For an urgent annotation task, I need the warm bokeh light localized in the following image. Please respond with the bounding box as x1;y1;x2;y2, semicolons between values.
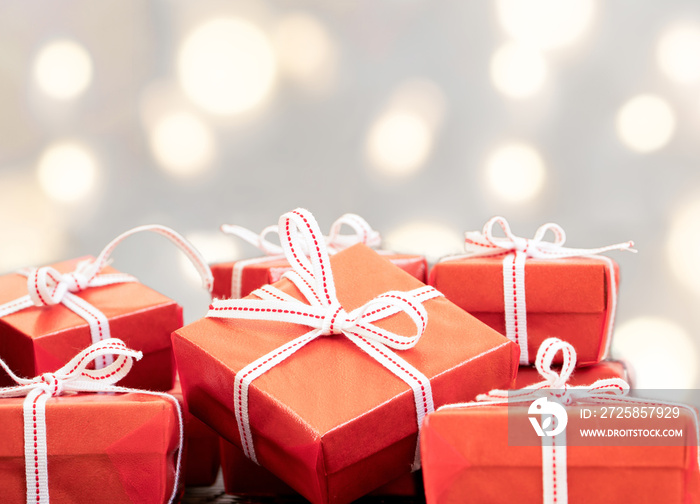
37;142;97;203
275;13;336;91
490;43;547;99
385;221;463;264
366;111;432;177
612;317;698;389
657;24;700;84
616;95;675;152
150;112;215;177
178;18;277;115
667;198;700;295
179;231;241;286
34;39;93;100
496;0;594;50
485;143;546;203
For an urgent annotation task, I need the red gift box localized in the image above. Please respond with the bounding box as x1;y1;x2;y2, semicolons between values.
421;338;700;504
429;217;633;366
219;438;422;497
173;209;518;504
421;406;700;504
0;257;182;391
212;213;427;299
0;338;183;504
515;360;631;389
169;380;220;487
0;225;212;391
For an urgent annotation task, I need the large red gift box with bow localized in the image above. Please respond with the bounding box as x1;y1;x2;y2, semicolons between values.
173;209;518;504
0;257;182;391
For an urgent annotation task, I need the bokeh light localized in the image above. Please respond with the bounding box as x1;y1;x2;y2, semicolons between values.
34;39;93;100
667;198;700;295
384;221;463;264
37;142;97;203
485;143;546;203
490;43;547;99
150;112;215;177
657;24;700;84
366;111;432;177
179;231;241;287
496;0;594;50
178;18;277;115
616;95;675;152
275;13;336;91
612;317;698;389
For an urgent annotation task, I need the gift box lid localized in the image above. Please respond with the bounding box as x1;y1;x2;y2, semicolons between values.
430;256;618;313
0;256;179;352
175;244;518;492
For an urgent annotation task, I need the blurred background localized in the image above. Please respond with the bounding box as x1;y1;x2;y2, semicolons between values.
1;0;699;391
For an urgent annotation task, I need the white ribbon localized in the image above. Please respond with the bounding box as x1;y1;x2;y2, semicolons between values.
440;337;700;504
444;216;635;364
0;338;184;504
209;208;442;470
221;213;382;298
0;225;214;369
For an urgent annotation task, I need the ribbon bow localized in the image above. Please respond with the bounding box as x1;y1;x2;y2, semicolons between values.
221;213;383;298
0;338;183;504
0;225;213;369
453;216;635;364
209;208;442;470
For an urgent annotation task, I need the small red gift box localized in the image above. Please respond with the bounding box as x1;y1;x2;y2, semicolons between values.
0;338;183;504
212;213;427;299
170;380;221;487
0;225;212;391
429;217;633;366
219;438;422;497
173;209;518;504
421;338;700;504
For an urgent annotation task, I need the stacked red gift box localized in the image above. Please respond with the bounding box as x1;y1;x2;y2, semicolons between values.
0;209;698;503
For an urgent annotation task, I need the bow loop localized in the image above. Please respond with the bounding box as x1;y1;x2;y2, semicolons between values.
535;338;576;390
326;213;382;252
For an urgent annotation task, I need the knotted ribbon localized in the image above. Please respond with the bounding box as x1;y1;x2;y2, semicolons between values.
221;213;382;298
439;338;700;504
0;338;184;504
445;217;635;364
209;208;443;470
0;225;213;369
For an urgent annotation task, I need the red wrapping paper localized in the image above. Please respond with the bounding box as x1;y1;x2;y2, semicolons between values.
173;244;518;504
429;256;620;366
0;392;181;503
515;360;630;389
421;406;700;504
211;252;427;299
219;438;422;497
0;257;182;390
169;380;220;487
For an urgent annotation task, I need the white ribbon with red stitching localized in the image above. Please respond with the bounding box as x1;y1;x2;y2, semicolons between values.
443;217;635;364
210;208;441;470
0;338;184;504
221;213;382;298
0;225;213;368
439;338;700;504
